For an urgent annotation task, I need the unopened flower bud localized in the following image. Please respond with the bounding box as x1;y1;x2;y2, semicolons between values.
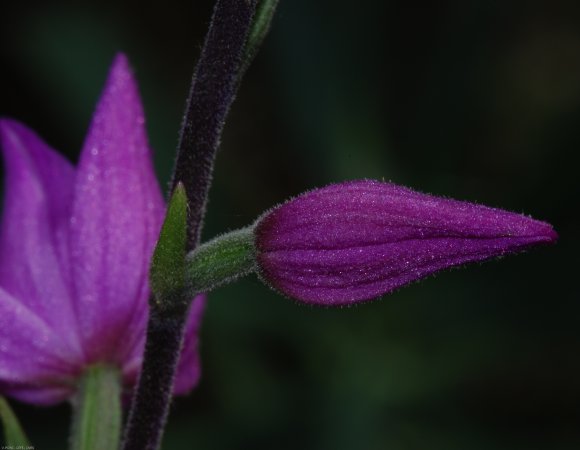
254;180;557;305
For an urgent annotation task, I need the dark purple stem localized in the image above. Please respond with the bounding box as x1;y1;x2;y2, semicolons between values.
172;0;258;250
121;305;188;450
122;1;257;449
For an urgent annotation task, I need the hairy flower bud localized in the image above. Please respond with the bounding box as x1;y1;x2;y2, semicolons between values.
254;180;557;305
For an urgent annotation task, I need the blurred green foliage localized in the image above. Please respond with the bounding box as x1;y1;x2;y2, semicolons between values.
1;0;578;449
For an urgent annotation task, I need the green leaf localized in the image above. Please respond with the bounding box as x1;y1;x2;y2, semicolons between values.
241;0;280;75
150;183;188;312
0;396;31;446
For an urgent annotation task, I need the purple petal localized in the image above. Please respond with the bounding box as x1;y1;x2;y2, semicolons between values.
0;119;82;359
173;295;206;395
255;180;557;305
0;287;77;405
68;54;165;363
0;385;73;406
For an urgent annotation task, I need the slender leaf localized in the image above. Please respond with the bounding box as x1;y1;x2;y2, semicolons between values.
0;396;30;446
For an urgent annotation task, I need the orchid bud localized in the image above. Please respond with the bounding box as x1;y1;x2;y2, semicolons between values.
254;180;557;306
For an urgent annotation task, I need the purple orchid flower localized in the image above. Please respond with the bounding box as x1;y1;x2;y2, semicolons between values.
0;54;204;406
255;180;557;305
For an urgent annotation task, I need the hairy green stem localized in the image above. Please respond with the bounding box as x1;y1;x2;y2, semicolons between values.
186;226;256;293
70;365;121;450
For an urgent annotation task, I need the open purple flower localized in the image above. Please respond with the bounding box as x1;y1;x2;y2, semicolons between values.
255;180;557;305
0;54;204;406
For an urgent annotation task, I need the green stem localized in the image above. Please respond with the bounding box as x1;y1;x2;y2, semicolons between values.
0;396;30;446
186;226;256;293
70;365;122;450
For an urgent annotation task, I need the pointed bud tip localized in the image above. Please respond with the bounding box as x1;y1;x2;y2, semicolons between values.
532;224;558;246
546;226;558;243
516;217;558;247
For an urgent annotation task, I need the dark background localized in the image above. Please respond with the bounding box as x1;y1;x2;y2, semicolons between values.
1;1;578;449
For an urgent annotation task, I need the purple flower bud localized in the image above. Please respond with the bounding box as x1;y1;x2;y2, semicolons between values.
254;180;557;306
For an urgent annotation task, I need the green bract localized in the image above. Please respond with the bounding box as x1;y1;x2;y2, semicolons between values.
150;183;189;312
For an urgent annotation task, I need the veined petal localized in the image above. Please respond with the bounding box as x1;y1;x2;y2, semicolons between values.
0;287;77;405
0;119;82;358
255;180;557;305
68;54;165;362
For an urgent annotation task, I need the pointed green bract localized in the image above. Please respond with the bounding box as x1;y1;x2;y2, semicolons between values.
241;0;279;75
150;183;189;312
0;396;30;446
